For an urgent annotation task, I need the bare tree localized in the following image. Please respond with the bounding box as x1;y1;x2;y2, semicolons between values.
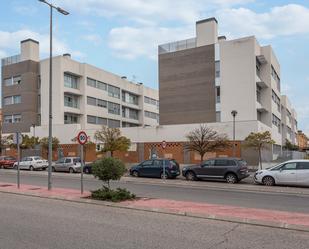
185;125;231;162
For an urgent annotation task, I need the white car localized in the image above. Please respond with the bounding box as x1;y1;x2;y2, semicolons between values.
254;160;309;187
14;156;48;171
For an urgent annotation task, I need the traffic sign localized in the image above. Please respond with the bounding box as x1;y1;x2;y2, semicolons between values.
13;132;23;145
161;140;167;149
77;131;88;145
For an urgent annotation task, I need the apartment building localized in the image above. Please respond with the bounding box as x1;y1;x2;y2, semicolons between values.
1;39;159;135
297;130;308;151
158;17;298;148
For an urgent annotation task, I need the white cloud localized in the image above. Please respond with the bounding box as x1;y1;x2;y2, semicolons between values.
108;25;194;60
56;0;254;24
82;34;102;46
217;4;309;39
0;29;83;59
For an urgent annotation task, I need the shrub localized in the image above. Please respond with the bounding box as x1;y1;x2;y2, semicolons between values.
92;157;126;190
91;187;136;202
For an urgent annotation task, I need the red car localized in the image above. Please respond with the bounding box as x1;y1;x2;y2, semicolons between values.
0;156;17;169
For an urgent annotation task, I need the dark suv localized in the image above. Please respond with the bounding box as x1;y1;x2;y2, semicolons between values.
182;158;249;184
129;159;180;179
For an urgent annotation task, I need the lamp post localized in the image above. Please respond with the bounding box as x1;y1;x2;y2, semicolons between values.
231;110;238;157
38;0;69;190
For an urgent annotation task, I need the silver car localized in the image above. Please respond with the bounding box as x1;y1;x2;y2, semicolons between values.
254;160;309;187
13;156;48;171
52;157;81;173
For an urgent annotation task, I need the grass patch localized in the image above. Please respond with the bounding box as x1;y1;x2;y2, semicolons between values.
91;187;136;202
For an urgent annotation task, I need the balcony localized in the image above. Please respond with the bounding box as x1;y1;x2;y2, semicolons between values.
1;54;21;66
159;38;196;55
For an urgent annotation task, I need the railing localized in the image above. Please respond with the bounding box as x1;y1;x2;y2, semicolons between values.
1;54;21;66
159;38;196;54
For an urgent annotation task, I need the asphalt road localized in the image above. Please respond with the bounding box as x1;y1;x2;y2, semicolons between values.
1;170;309;213
0;192;309;249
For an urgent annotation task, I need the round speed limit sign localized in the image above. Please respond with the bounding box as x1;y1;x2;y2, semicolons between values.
77;131;88;145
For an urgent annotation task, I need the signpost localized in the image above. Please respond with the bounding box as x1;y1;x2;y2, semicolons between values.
161;141;167;180
13;132;22;189
77;131;88;194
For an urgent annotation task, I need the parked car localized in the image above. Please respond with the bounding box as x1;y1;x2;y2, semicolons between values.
254;160;309;187
13;156;48;171
83;160;100;174
182;158;249;184
0;156;17;169
52;157;81;173
129;159;180;179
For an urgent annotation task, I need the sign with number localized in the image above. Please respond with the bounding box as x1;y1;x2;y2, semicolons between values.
161;140;167;149
77;131;88;145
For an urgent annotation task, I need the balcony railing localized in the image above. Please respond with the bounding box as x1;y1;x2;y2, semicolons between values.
1;54;21;66
159;38;196;54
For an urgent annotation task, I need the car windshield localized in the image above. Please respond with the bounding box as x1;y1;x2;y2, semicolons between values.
73;158;81;163
34;157;42;160
269;163;284;171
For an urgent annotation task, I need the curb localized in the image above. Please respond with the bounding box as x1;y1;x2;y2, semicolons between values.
1;189;309;233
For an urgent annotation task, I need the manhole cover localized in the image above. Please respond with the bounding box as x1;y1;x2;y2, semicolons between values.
28;188;41;190
0;184;13;187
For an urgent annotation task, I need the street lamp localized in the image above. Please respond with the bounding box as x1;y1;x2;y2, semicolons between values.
38;0;69;190
231;110;238;157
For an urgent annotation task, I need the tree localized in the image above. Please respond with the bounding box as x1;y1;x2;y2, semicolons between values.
20;135;39;149
92;157;126;190
284;139;299;151
94;126;130;157
243;131;275;170
39;137;60;151
185;125;231;163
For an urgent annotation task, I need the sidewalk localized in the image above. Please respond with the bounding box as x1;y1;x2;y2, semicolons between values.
1;181;309;232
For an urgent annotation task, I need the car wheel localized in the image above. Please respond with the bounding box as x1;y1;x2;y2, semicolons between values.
225;173;237;184
132;170;139;177
262;176;275;186
69;168;74;173
29;166;34;171
0;165;4;169
185;171;196;181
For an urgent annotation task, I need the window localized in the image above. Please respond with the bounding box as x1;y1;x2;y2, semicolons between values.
64;73;78;89
87;115;107;125
64;113;78;124
216;111;221;122
256;58;261;75
65;159;71;163
64;94;79;108
122;107;138;120
281;162;297;170
4;114;21;123
3;95;21;105
215;87;220;103
87;96;96;106
272;114;281;133
122;91;138;105
97;81;107;90
144;96;158;107
215;159;228;166
256;85;262;103
297;162;309;170
272;90;280;112
141;160;153;167
257;111;262;121
97;99;107;108
145;111;159;121
108;119;120;128
271;65;280;91
3;75;21;86
122;122;139;127
153;160;162;168
228;160;237;166
108;102;120;115
87;78;96;87
108;85;120;98
215;61;220;78
202;160;215;167
87;115;96;124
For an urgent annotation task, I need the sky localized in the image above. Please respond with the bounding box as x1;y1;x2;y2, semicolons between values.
0;0;309;133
